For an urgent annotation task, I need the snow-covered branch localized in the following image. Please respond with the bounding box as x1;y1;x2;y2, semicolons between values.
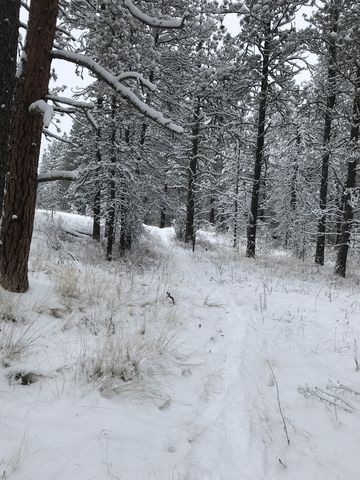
29;100;54;128
124;0;187;29
85;111;99;130
47;95;96;109
43;130;76;145
116;72;156;91
51;49;183;134
38;170;79;183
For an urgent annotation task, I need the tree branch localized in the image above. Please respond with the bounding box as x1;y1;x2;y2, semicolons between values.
51;49;183;133
38;170;79;183
123;0;187;28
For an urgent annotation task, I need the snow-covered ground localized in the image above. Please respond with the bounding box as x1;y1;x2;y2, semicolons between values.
1;210;360;480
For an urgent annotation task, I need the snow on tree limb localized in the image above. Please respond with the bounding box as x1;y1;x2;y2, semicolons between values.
47;95;96;109
85;111;98;130
38;170;79;183
123;0;187;29
29;100;54;128
43;130;76;145
51;49;183;134
116;72;156;91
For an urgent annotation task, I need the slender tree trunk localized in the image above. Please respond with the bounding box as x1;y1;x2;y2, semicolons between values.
286;127;300;246
185;103;201;244
209;197;215;225
334;183;344;247
233;158;240;249
290;128;300;212
119;193;128;257
119;128;131;257
106;97;117;261
246;23;271;257
335;65;360;277
92;123;102;242
314;8;338;265
0;0;20;218
0;0;59;292
160;183;167;228
93;189;101;241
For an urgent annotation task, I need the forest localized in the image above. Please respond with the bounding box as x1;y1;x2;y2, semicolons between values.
1;0;359;293
0;1;360;479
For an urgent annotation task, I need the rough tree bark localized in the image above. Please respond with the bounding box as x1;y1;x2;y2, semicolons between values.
246;22;271;258
0;0;20;217
0;0;59;292
334;64;360;277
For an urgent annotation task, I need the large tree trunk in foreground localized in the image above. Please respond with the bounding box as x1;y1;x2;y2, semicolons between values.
0;0;59;293
0;0;20;217
246;23;270;258
335;65;360;277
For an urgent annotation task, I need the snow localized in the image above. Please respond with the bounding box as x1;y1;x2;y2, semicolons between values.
1;211;360;479
29;100;54;128
51;49;183;134
37;170;79;183
124;0;185;28
16;51;27;78
46;95;96;109
117;71;157;91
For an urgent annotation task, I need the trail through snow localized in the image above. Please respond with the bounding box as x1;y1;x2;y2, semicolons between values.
1;217;360;480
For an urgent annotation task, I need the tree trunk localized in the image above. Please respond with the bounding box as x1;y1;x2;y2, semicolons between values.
246;23;271;258
92;124;102;242
290;128;300;212
0;0;20;218
209;197;215;225
286;126;300;246
106;97;117;261
233;156;241;249
119;128;131;257
334;65;360;277
314;7;338;265
160;183;167;228
93;189;101;242
185;103;201;244
0;0;59;292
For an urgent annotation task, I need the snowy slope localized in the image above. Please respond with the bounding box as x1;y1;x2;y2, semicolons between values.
0;211;360;479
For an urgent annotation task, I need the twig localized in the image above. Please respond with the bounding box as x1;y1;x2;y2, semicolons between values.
299;385;355;413
267;360;290;445
166;292;175;305
354;339;360;371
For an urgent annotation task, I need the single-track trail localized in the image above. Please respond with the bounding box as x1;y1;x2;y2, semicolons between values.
2;218;360;480
146;226;270;480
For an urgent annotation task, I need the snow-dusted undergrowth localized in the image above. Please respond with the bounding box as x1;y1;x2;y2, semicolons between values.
1;210;360;479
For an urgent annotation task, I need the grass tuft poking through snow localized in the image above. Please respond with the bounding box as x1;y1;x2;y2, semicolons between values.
0;321;40;365
75;314;178;399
